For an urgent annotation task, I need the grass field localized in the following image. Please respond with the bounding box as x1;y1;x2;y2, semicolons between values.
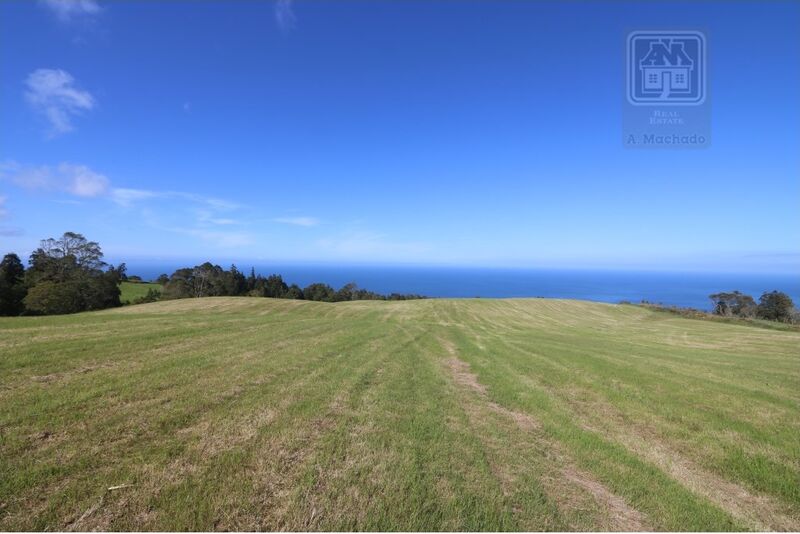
0;297;798;531
119;281;162;304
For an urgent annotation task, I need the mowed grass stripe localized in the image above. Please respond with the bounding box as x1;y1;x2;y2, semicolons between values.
439;322;742;530
1;297;798;530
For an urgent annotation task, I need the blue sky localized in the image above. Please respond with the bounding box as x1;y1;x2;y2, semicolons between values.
1;0;799;272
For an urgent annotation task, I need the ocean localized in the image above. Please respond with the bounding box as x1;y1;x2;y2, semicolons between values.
121;262;800;311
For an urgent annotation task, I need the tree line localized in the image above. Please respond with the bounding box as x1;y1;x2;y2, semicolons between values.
0;232;424;316
155;262;424;303
709;290;797;323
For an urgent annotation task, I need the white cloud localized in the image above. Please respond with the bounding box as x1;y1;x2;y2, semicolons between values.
110;188;158;207
110;188;240;212
273;216;319;227
275;0;296;32
2;159;254;249
25;69;95;136
0;161;108;197
197;210;239;226
59;163;108;196
39;0;100;21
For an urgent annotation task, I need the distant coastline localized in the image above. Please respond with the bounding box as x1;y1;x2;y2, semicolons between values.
118;263;800;311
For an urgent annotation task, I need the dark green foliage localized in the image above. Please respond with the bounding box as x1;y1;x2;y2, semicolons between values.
263;274;288;298
163;263;249;299
0;253;27;316
23;280;85;315
227;265;247;296
13;232;122;316
157;263;422;303
709;291;757;318
156;273;170;285
132;288;161;305
757;291;796;323
302;282;336;302
285;284;303;299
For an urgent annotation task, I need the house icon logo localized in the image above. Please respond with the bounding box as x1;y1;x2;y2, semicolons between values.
628;31;705;105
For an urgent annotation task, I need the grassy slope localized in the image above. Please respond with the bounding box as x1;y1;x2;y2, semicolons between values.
119;281;161;304
0;298;798;531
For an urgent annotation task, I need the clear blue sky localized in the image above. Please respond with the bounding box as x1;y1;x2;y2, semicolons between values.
1;1;799;273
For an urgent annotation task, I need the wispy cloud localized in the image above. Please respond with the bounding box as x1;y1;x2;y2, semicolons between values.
63;163;108;196
273;216;319;227
39;0;100;22
197;210;239;226
275;0;296;32
25;69;95;136
110;188;158;207
2;159;254;249
110;188;240;211
0;161;108;197
0;196;24;237
110;187;253;247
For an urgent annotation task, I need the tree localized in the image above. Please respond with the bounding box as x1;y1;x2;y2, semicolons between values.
192;264;213;298
757;291;795;323
37;231;105;273
24;280;84;315
264;274;288;298
0;253;27;316
163;263;229;298
24;232;121;314
156;273;170;285
709;291;757;318
223;265;247;296
83;264;123;310
334;282;358;302
247;267;257;292
284;284;303;299
162;268;194;299
303;283;335;302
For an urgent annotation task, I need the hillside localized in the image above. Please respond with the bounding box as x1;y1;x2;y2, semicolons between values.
1;297;798;531
119;281;162;304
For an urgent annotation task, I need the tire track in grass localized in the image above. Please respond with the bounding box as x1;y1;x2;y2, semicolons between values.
565;388;800;531
468;314;800;510
439;336;650;531
435;315;742;531
483;330;800;529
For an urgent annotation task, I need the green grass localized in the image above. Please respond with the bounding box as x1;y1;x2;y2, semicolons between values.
1;297;798;530
119;281;161;304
